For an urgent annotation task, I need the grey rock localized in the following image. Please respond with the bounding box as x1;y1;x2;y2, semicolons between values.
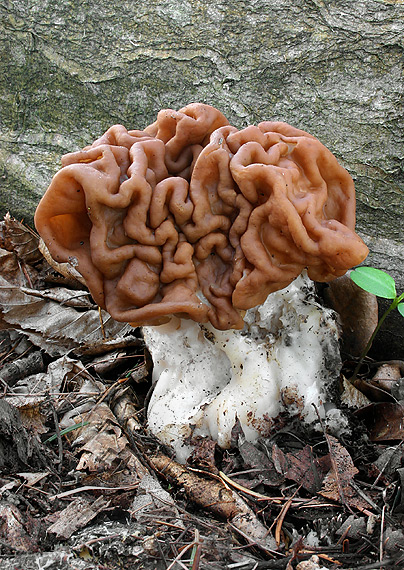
1;0;403;355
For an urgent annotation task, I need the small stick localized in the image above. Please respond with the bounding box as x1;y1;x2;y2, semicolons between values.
165;539;198;570
98;306;106;340
190;529;202;570
379;504;386;564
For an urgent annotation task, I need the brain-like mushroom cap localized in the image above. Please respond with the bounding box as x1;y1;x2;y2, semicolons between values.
35;103;368;330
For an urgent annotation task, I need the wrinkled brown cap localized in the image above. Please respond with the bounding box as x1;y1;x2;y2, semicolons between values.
35;103;368;329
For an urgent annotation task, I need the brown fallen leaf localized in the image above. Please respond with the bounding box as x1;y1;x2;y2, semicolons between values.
21;285;95;309
0;501;39;552
356;402;404;441
269;443;330;493
284;446;330;494
237;439;284;487
47;496;110;540
38;237;87;287
323;274;378;357
340;375;372;409
352;363;403;402
0;400;48;471
188;437;219;474
6;355;93;410
0;275;130;356
319;436;370;512
372;362;403;385
67;402;138;473
0;214;42;265
0;248;37;287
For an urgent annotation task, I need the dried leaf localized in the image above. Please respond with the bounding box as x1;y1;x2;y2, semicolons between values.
111;389;144;437
0;400;49;473
0;275;130;356
373;445;403;481
16;403;48;436
0;214;42;265
238;440;284;486
357;402;404;441
285;446;330;493
188;437;219;474
75;334;143;357
0;249;22;285
341;376;372;409
336;514;367;540
132;473;183;527
324;274;378;357
319;436;369;511
269;443;329;493
0;247;39;289
59;375;104;431
351;363;403;403
6;356;93;409
68;403;137;473
0;501;39;552
47;496;110;540
271;443;289;475
20;286;95;309
39;238;86;286
17;472;50;487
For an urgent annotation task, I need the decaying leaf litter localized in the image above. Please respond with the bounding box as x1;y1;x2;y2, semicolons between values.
0;214;403;570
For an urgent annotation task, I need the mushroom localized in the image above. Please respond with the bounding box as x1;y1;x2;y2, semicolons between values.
35;103;368;331
35;104;368;460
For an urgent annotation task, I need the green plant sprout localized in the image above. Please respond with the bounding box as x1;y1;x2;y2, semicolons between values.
349;266;404;380
44;421;90;443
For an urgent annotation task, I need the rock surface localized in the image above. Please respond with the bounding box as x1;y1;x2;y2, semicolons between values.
1;0;403;355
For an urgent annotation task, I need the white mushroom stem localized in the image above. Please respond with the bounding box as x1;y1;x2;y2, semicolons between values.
144;273;343;462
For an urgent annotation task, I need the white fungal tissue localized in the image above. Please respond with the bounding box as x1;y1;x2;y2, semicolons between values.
144;273;342;462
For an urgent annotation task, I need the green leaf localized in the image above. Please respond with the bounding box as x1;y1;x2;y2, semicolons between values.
350;267;397;299
398;303;404;318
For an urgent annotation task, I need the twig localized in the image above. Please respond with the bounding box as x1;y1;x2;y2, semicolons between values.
96;375;131;407
274;488;300;547
165;538;198;570
51;483;139;500
352;560;399;570
227;523;284;557
98;306;106;340
73;532;135;552
190;529;202;570
380;505;386;564
219;471;282;504
49;400;63;471
349;480;395;526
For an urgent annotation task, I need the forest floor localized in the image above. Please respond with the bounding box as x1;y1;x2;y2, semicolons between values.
0;215;403;570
